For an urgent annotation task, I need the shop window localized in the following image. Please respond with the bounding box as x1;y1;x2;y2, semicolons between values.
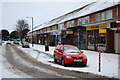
66;20;74;28
58;23;64;30
37;31;39;34
98;34;106;47
82;18;85;25
43;28;47;32
71;20;74;27
40;30;42;33
88;30;106;47
106;10;112;19
78;18;82;25
84;16;90;24
47;27;50;31
96;13;102;22
101;12;106;20
67;22;71;28
52;26;57;30
88;30;94;46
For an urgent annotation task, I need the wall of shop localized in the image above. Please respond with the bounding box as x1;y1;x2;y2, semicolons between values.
112;6;118;18
114;33;120;53
27;4;120;53
89;13;96;23
118;5;120;17
86;24;108;51
106;30;115;52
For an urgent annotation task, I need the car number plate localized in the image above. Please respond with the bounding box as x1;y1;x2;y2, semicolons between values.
74;60;82;62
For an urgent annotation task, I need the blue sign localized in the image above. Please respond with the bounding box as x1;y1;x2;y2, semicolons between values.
51;32;60;35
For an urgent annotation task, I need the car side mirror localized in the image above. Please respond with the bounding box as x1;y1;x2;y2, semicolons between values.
58;49;62;53
81;51;84;53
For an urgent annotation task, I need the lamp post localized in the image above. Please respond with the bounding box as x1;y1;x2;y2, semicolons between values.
26;17;34;47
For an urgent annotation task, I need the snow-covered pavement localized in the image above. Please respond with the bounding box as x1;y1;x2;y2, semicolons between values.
17;44;120;79
0;46;2;80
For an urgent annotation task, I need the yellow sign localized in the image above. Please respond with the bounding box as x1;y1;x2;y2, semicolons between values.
86;24;107;30
116;21;120;23
66;31;73;34
99;29;107;33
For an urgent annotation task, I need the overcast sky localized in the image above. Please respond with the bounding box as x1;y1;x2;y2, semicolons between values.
0;0;99;33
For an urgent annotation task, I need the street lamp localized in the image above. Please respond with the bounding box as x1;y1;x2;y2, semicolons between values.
26;17;34;47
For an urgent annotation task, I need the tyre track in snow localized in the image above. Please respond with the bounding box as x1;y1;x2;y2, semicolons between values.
5;44;119;79
6;44;73;78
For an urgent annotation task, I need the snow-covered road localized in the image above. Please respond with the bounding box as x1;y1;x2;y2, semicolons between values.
1;42;120;79
1;43;33;78
3;43;107;78
17;44;120;79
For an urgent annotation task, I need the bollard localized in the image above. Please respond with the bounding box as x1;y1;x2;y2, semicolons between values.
45;40;49;51
45;44;49;51
98;52;101;72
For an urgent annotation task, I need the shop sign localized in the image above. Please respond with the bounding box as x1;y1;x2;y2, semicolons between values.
51;32;60;35
117;24;120;33
116;21;120;23
86;24;107;30
99;29;107;33
66;31;73;34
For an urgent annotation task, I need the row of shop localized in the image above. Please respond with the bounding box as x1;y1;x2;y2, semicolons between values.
27;21;120;53
27;1;120;53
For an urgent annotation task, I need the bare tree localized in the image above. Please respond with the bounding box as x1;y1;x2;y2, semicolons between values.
16;19;29;43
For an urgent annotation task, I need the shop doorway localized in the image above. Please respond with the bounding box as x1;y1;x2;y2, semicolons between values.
87;29;106;51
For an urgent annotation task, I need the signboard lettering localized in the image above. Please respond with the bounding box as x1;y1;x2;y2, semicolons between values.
86;24;107;30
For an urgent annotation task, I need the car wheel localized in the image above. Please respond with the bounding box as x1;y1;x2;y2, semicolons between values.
54;55;57;63
82;64;86;67
61;58;66;66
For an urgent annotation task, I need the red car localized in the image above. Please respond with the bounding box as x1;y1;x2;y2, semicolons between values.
54;45;87;66
22;42;30;48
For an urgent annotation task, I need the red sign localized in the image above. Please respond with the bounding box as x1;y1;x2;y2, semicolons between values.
117;24;120;33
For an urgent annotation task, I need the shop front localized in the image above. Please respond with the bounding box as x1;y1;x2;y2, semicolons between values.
86;24;115;52
39;31;60;46
110;21;120;53
50;31;61;46
61;26;86;49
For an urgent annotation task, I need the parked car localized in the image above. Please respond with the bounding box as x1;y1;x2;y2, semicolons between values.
7;40;11;44
0;40;4;45
22;42;30;48
54;45;87;66
13;40;19;45
0;41;2;45
1;40;4;43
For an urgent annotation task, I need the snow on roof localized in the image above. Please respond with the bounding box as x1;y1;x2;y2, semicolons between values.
28;22;49;33
75;0;120;18
58;0;120;23
34;22;49;31
33;0;120;31
44;16;65;27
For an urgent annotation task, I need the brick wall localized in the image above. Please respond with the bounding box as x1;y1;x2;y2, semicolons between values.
112;7;117;18
74;19;78;26
89;14;96;23
118;5;120;17
64;22;67;29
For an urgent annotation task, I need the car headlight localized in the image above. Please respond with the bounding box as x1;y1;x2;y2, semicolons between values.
83;56;87;59
66;56;72;58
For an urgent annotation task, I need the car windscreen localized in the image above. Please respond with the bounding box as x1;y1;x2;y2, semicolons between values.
64;46;80;53
23;42;28;44
14;40;19;42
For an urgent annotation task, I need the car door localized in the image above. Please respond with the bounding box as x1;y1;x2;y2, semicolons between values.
54;45;60;60
55;46;63;61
